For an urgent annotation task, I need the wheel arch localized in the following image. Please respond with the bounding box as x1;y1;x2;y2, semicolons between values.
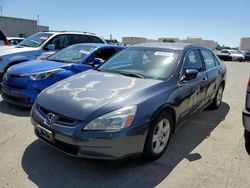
150;104;177;134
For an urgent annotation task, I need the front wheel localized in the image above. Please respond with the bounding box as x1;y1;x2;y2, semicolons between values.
143;112;172;161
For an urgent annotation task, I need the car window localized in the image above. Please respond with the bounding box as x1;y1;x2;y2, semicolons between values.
19;32;52;48
46;35;69;50
200;49;216;70
47;44;95;63
98;47;181;80
183;50;203;72
88;36;104;43
68;34;89;44
90;48;118;61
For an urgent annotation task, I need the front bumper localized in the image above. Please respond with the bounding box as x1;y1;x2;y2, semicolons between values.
31;104;149;160
1;82;36;108
243;108;250;132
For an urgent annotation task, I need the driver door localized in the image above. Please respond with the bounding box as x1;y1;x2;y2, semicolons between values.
178;49;208;120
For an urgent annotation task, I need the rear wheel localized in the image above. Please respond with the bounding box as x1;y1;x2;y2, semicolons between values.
143;112;172;161
208;84;224;110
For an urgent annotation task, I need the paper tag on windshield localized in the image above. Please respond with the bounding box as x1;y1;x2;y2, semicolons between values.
80;50;90;54
154;51;174;57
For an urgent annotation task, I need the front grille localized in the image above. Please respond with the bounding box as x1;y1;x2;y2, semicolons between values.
3;73;26;89
38;105;79;126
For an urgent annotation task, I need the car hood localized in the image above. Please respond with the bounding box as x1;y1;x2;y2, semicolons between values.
8;59;69;75
37;70;162;121
0;45;37;56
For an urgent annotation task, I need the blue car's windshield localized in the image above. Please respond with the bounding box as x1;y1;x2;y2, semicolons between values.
47;45;96;63
18;33;53;48
98;47;181;80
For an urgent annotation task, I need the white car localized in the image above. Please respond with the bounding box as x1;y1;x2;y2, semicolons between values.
221;49;245;61
7;37;25;46
0;31;106;80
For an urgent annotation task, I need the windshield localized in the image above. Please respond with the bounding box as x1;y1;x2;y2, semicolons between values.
47;45;96;63
18;33;53;48
98;47;181;80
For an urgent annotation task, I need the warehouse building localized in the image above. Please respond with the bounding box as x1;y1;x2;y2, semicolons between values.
122;36;218;49
240;37;250;51
0;16;49;38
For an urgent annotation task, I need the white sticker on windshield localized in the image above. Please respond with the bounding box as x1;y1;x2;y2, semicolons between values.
80;50;90;54
154;51;174;57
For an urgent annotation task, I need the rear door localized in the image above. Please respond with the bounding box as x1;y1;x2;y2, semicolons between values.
200;49;223;104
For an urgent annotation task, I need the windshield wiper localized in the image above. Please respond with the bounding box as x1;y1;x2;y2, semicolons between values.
118;72;145;78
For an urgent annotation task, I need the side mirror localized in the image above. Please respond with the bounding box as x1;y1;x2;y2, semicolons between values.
45;44;55;51
92;58;105;65
180;69;198;82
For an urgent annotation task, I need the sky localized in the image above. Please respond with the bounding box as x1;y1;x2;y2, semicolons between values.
0;0;249;47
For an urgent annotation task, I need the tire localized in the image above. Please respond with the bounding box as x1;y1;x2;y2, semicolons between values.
143;111;173;161
244;130;250;155
208;84;224;110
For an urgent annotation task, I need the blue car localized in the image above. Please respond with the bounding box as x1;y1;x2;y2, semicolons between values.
1;43;124;107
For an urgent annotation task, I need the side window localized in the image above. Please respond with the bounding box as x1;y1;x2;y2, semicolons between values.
46;35;69;50
88;36;103;43
183;50;203;72
90;48;117;62
68;35;89;45
200;49;216;70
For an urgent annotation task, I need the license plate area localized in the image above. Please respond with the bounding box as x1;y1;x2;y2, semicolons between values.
36;124;55;143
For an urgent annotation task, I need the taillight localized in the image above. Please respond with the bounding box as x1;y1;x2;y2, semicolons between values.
248;78;250;87
4;40;9;46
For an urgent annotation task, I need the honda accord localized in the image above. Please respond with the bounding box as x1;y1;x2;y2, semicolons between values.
31;43;227;160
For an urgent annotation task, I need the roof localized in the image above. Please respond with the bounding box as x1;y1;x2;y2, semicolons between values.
44;31;97;36
72;43;124;49
133;42;207;50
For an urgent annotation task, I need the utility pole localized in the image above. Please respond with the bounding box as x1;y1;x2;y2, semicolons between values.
0;6;3;16
37;14;39;25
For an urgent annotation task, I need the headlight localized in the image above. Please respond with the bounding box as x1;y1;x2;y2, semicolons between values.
83;105;137;131
20;68;63;80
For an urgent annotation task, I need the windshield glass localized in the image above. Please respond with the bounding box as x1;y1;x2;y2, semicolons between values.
98;47;181;80
18;33;53;48
47;45;96;63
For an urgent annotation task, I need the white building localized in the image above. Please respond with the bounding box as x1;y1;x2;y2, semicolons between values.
0;16;49;38
240;37;250;51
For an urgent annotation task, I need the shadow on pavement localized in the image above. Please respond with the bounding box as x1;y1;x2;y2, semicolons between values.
0;100;30;117
21;102;230;188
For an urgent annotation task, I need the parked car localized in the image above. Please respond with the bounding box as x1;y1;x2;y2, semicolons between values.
241;51;250;61
0;30;9;46
31;43;227;161
243;78;250;152
7;37;25;46
0;31;106;80
1;43;124;107
220;49;245;61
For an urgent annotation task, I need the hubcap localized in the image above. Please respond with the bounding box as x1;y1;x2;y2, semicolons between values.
216;86;223;107
152;119;170;154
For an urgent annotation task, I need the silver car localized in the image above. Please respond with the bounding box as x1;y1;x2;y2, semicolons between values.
0;31;106;80
243;78;250;152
